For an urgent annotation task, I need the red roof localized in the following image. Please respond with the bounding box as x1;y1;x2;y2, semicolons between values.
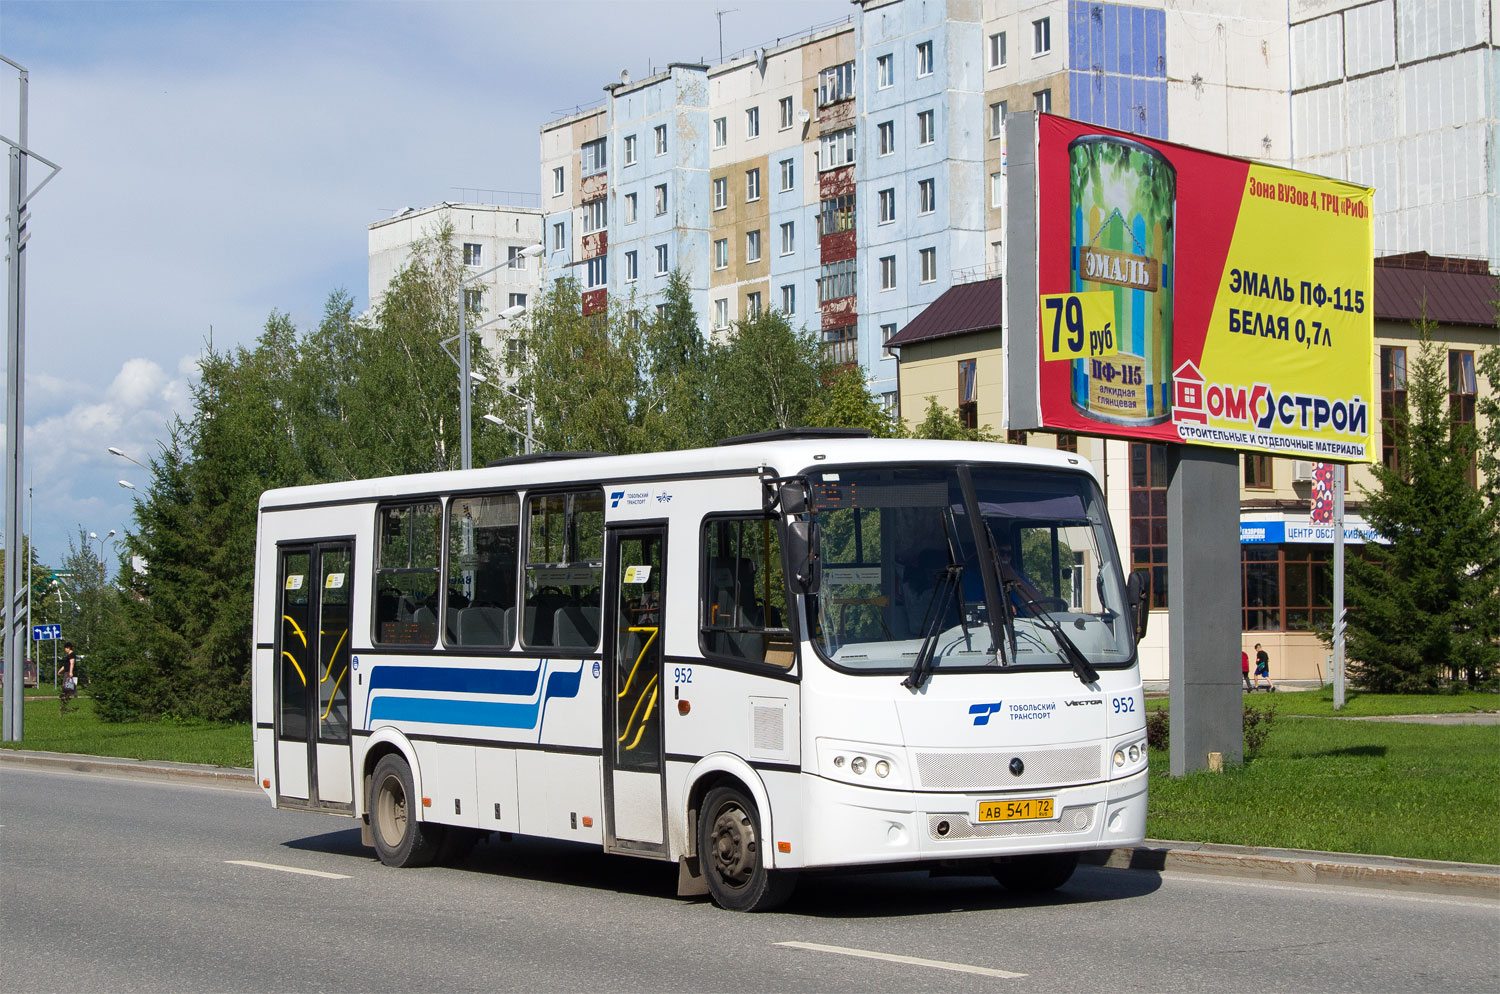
1373;254;1498;328
884;277;1003;348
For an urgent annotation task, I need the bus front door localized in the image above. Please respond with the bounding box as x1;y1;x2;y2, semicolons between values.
274;542;355;812
602;526;667;856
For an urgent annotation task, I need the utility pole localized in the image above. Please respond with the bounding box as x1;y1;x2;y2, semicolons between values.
3;55;60;742
716;8;738;64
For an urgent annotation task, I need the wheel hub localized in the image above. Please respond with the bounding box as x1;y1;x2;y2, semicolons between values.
709;806;755;885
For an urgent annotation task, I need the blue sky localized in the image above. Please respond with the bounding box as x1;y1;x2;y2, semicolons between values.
1;0;851;568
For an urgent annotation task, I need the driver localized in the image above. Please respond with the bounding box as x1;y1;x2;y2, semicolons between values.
992;532;1047;614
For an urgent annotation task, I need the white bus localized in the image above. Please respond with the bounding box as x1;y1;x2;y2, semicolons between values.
252;431;1150;911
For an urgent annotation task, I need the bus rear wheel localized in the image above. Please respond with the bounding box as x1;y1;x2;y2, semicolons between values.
698;786;797;912
992;851;1079;893
369;754;441;868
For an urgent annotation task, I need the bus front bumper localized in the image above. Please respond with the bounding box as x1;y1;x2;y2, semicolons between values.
787;768;1146;870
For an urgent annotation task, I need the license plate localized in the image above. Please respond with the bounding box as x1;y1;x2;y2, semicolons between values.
977;797;1055;823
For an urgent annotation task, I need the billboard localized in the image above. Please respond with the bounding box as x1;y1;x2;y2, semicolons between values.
1030;114;1375;462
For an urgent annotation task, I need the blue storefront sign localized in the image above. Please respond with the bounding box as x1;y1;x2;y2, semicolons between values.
1240;519;1385;544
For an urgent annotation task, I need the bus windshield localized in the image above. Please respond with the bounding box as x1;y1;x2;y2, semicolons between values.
805;464;1133;674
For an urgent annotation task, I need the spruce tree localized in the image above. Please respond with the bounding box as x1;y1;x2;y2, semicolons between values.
1343;325;1499;691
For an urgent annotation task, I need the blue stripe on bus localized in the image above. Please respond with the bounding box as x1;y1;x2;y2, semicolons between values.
367;664;541;697
369;697;545;729
364;659;587;733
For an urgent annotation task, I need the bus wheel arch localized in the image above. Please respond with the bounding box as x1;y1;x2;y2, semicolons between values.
683;757;796;912
368;752;442;867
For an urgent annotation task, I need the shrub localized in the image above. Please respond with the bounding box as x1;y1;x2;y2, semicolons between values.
1143;702;1277;756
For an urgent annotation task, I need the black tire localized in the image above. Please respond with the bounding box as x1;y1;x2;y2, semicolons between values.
698;785;797;912
992;851;1079;893
368;754;441;868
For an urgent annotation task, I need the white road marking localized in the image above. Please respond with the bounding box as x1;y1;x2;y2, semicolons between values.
225;859;350;879
776;941;1027;978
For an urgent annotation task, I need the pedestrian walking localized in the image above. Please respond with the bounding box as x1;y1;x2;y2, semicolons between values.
1253;642;1275;692
1242;649;1253;691
59;641;78;713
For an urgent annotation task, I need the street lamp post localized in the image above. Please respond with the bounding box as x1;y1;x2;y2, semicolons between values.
107;446;150;471
473;374;538;455
451;244;542;470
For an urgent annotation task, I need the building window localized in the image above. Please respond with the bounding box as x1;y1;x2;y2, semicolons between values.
989;31;1007;68
919;178;935;214
779;96;794;130
624;251;638;282
919;246;937;283
822;324;857;364
654;183;667;215
746;168;761;201
551;222;565;251
1242;546;1281;631
746;106;760;138
623;134;637;165
746;229;762;263
508;293;527;310
713;177;727;210
713;238;728;270
1450;349;1478;487
1032;17;1051;55
780;284;796;315
878;188;895;224
654;124;667;155
1056;434;1078;453
780;221;795;255
585;255;607;289
818;61;856;106
819;128;855;171
1244;454;1273;489
878;120;894;156
958;358;977;429
654;243;668;275
917;109;935;145
780;157;794;191
877;53;893;88
507;338;526;364
463;288;483;312
552;166;564;196
1129;442;1169;610
1034;88;1052;113
1380;345;1407;471
881;391;899;416
989;100;1007;139
990;172;1005;209
881;322;897;358
818;193;856;235
508;246;524;269
624;192;638;224
582;199;608;233
916;40;933;77
746;291;762;317
879;255;896;290
714;297;728;329
713;117;727;148
581;137;607;176
818;258;856;302
463;242;482;266
1007;430;1029;446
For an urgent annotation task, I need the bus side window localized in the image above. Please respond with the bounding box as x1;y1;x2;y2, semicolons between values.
446;493;520;648
523;489;604;650
701;517;792;668
373;502;440;646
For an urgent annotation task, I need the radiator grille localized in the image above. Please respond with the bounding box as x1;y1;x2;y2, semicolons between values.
927;804;1095;841
752;706;784;752
913;745;1101;791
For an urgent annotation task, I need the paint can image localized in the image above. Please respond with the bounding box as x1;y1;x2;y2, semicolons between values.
1068;135;1176;425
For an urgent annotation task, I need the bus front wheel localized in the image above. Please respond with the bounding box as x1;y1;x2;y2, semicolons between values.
992;851;1079;893
698;786;797;912
369;754;441;868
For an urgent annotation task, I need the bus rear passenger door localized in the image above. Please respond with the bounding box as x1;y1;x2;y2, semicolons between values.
274;541;355;812
602;527;667;856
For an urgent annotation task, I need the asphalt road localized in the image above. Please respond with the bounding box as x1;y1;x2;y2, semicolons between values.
2;765;1496;993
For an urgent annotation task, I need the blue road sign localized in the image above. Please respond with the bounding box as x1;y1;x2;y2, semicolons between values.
32;624;62;641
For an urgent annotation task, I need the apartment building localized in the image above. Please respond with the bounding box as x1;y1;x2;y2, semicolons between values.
367;201;543;361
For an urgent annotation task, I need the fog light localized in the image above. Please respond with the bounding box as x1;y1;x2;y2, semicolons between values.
874;760;890;778
833;755;845;768
1113;749;1126;767
1128;745;1140;762
850;757;867;775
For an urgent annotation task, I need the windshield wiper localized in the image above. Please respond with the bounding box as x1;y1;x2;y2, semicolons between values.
996;560;1100;685
902;564;960;691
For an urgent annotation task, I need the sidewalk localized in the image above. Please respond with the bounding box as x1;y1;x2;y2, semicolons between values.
4;747;1495;900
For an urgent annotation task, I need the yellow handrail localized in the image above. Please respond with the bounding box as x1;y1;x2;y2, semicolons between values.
281;651;306;686
618;674;659;749
616;626;659;699
282;615;308;648
320;665;347;721
320;628;348;682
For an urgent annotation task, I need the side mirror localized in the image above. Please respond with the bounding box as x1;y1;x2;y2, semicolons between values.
786;519;820;593
778;481;808;515
1126;570;1150;642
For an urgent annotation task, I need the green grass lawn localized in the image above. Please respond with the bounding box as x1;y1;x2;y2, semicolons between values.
1147;714;1500;864
1148;687;1500;716
0;696;252;768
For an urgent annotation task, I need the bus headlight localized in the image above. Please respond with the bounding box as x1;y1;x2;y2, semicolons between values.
816;739;906;788
874;760;890;778
1113;748;1126;767
850;756;867;775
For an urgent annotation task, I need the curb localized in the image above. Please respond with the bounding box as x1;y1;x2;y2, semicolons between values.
1082;840;1500;900
4;750;1495;899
